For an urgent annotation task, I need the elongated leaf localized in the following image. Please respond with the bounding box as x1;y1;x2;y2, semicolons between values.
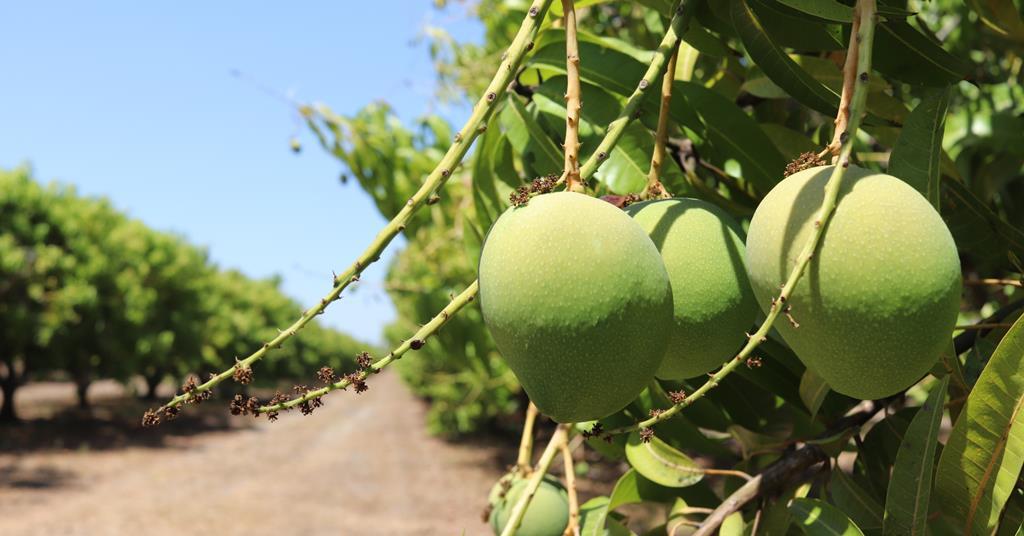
528;38;642;97
942;175;1024;270
889;88;952;210
595;123;670;194
830;471;884;531
790;498;866;535
935;314;1024;533
883;376;949;535
874;21;969;87
747;0;844;50
670;81;788;194
968;0;1024;42
800;368;830;418
625;431;703;488
499;95;563;176
731;0;840;116
776;0;853;22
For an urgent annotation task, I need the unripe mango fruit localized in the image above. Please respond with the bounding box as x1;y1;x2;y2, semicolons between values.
745;165;961;399
479;192;673;422
626;198;758;379
488;475;569;536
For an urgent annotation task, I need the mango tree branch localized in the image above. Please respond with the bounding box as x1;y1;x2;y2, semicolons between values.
643;43;680;200
255;281;479;414
500;424;571;536
822;0;868;159
145;0;554;421
607;0;877;436
576;0;695;181
561;0;584;192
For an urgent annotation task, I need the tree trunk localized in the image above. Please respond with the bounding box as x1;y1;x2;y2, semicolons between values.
0;378;17;423
143;373;162;400
75;379;90;409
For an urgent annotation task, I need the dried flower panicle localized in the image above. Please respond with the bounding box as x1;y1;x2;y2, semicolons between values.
785;151;827;177
667;389;687;405
639;427;655;443
509;174;560;206
232;363;254;385
317;366;337;384
344;372;369;394
355;351;372;370
142;409;161;427
266;391;289;422
582;422;604;439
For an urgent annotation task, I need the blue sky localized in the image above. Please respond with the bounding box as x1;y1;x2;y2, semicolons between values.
0;2;482;346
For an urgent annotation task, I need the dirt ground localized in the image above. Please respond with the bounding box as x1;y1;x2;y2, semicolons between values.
0;372;523;535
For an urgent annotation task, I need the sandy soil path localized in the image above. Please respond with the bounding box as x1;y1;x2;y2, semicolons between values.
0;372;509;535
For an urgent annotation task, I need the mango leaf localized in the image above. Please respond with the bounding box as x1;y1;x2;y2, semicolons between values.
731;0;840;117
873;21;970;87
579;497;633;536
968;0;1024;42
498;95;563;176
830;470;884;531
760;124;820;162
775;0;853;22
721;511;746;535
625;431;704;488
800;368;830;418
790;498;866;535
747;0;844;50
859;408;914;498
889;88;952;210
528;38;642;97
671;81;788;194
594;123;670;195
883;376;949;535
941;175;1024;270
934;314;1024;534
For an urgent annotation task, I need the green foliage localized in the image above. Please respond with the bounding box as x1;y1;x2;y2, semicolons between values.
0;166;364;419
302;0;1024;531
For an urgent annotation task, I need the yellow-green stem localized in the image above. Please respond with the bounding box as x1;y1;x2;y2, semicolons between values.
500;424;571;536
643;43;680;199
577;0;695;181
561;0;583;192
517;403;540;472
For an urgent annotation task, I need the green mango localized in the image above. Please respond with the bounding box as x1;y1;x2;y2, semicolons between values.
488;475;569;536
479;192;673;422
626;198;758;379
745;165;961;399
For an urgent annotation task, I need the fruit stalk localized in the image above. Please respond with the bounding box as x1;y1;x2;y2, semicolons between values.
499;424;571;536
147;0;554;418
561;0;583;193
560;438;580;536
516;402;540;473
576;0;695;181
608;0;877;435
643;43;680;199
256;281;479;414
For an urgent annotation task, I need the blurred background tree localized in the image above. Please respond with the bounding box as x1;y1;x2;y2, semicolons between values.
0;166;368;421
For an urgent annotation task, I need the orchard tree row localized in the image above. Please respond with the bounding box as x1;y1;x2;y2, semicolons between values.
0;166;364;422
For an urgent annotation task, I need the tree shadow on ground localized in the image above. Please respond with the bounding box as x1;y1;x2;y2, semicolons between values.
0;393;254;455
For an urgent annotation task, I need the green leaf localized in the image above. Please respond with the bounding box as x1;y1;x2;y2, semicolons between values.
760;124;820;162
528;37;643;97
830;470;884;531
625;431;704;488
889;88;952;210
873;21;970;87
671;81;788;194
747;0;844;51
789;498;866;535
968;0;1024;42
883;376;949;535
934;314;1024;533
721;511;746;535
800;368;830;418
941;175;1024;270
594;123;658;195
498;95;563;176
731;0;840;117
775;0;853;22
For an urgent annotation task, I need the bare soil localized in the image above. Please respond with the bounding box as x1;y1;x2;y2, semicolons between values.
0;372;519;535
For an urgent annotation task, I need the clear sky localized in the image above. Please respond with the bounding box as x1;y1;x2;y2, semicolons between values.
0;2;482;346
